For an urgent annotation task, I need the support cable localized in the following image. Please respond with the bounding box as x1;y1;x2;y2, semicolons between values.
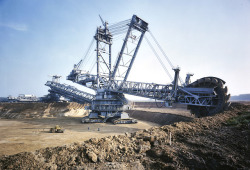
110;26;128;31
111;29;128;35
109;21;129;29
148;30;174;69
109;23;129;30
90;62;96;73
110;26;129;35
81;38;95;69
109;19;130;24
109;19;130;28
145;36;173;81
86;52;96;71
112;30;128;36
113;33;126;41
148;30;184;85
82;50;95;72
109;21;130;28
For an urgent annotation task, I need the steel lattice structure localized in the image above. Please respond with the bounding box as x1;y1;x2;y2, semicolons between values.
46;15;230;123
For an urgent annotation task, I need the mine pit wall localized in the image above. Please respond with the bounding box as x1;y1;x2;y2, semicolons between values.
0;102;89;119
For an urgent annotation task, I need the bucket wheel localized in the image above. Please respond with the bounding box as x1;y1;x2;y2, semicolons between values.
187;77;230;117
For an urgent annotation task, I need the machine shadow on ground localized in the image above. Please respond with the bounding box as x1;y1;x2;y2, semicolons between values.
128;109;193;126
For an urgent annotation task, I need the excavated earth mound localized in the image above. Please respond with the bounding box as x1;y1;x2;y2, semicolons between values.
0;102;88;119
0;103;249;169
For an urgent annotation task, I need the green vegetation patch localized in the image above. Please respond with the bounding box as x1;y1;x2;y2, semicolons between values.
225;111;250;128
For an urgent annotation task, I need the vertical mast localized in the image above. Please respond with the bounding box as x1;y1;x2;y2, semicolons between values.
94;20;112;88
96;28;100;88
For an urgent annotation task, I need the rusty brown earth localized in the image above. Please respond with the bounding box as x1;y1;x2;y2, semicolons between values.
0;102;249;169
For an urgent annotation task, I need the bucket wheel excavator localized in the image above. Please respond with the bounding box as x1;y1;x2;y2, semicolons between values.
46;15;230;124
186;77;230;117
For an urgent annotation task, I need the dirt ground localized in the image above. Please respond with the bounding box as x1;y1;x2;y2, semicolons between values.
0;117;158;156
0;102;191;156
1;102;249;169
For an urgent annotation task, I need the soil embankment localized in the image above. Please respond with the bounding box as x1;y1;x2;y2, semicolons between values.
0;103;249;169
0;102;88;119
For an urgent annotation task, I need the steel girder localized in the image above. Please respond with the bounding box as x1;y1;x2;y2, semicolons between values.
45;81;95;103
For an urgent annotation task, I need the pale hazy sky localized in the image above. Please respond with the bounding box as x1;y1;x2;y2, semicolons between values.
0;0;249;98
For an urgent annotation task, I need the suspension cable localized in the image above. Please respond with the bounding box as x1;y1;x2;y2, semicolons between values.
110;26;129;35
111;29;128;36
109;19;130;28
80;38;95;69
85;50;96;70
82;48;95;70
148;30;174;69
110;25;128;31
145;36;173;81
113;33;126;41
89;60;96;74
148;30;184;85
109;23;129;31
110;25;129;31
